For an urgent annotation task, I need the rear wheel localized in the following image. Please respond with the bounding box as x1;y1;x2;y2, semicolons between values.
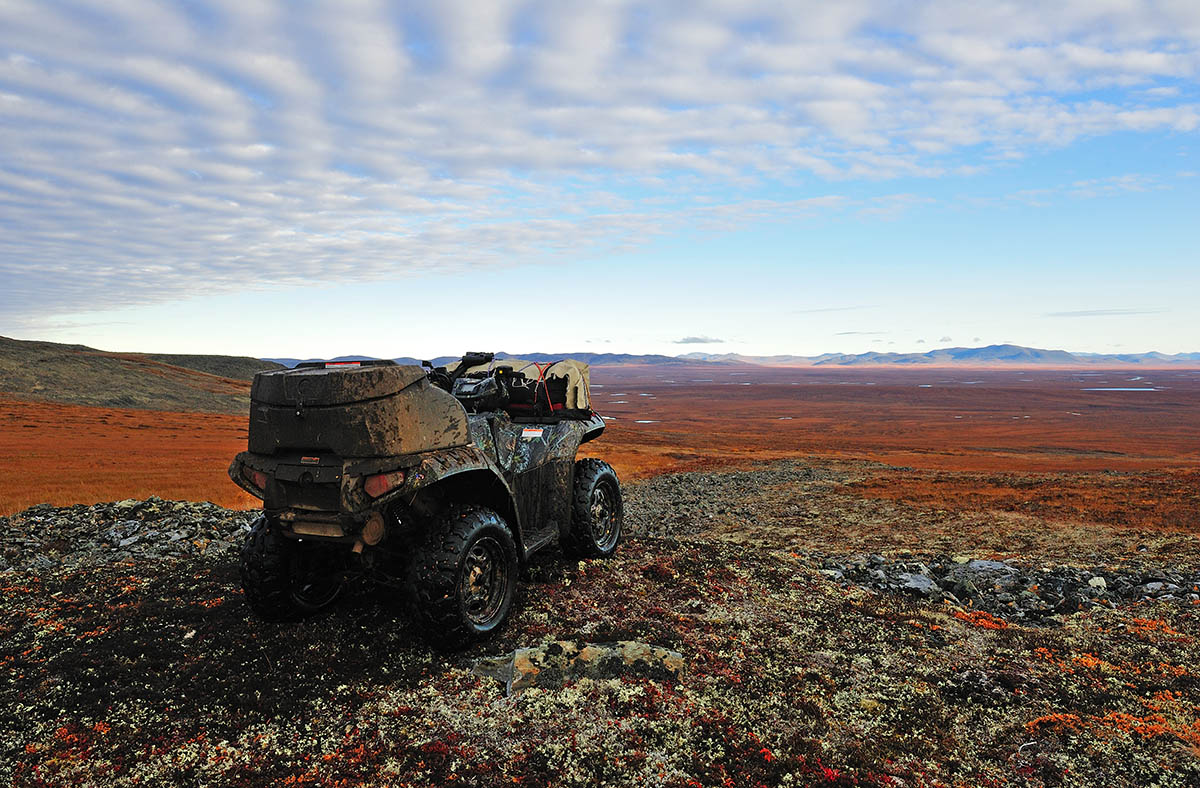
240;516;345;621
408;505;518;648
563;459;623;559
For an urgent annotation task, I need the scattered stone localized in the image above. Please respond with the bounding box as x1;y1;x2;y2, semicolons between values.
1142;582;1182;597
858;697;883;713
966;559;1016;574
810;552;1200;623
898;573;939;598
0;499;258;570
473;641;686;695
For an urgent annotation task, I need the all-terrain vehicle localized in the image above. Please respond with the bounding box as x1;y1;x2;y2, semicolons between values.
228;352;622;647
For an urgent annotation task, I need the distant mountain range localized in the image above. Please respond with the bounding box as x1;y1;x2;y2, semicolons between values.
682;344;1200;367
4;336;1199;414
268;344;1200;369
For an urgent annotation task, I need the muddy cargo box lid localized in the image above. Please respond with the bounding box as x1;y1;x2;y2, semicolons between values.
251;363;428;407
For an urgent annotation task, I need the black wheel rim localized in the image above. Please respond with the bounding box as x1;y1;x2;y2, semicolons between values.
460;535;509;626
589;480;620;552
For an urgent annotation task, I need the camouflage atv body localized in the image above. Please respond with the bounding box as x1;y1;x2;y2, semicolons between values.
229;355;622;646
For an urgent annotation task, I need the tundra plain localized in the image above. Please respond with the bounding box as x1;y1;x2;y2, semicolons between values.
3;365;1200;786
4;365;1198;519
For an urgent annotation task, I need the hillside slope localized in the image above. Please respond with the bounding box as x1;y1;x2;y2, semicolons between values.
0;336;282;413
2;461;1197;786
142;353;283;380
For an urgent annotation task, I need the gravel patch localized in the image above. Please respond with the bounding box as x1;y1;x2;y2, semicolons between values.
817;553;1200;623
0;497;257;572
622;459;843;538
623;459;1200;624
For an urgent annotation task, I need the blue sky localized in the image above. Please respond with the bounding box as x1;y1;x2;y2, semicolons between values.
1;0;1197;358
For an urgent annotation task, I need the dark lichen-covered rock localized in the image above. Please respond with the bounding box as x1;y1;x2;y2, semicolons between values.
473;640;686;694
814;548;1200;623
897;572;940;597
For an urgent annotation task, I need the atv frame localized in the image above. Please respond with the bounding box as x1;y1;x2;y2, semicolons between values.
229;353;622;646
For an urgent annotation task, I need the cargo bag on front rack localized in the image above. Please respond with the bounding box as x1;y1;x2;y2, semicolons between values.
506;370;569;416
447;358;593;420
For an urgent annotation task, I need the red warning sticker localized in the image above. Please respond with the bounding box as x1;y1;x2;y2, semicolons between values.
521;428;544;439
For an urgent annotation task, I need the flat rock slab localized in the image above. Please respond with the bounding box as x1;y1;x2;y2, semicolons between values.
473;640;685;694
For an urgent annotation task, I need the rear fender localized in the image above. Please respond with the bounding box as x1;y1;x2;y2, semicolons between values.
372;448;527;555
409;469;526;555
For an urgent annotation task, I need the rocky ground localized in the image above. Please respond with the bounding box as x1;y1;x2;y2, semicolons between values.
0;497;257;573
2;459;1199;787
625;460;1200;623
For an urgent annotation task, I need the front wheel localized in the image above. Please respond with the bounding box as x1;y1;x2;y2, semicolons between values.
563;459;623;559
408;505;518;649
239;516;345;621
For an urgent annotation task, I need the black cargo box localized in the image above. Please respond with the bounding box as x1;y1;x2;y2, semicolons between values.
247;362;469;458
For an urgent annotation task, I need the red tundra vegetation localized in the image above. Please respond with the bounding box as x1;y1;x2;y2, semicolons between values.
4;365;1200;520
0;397;257;515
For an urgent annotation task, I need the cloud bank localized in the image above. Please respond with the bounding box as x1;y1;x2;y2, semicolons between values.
2;1;1198;323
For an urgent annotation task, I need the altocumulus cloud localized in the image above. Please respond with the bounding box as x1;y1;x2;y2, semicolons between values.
675;336;724;344
1;1;1199;323
1044;308;1166;317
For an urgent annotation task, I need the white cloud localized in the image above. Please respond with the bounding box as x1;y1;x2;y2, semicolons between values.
1;1;1199;324
1008;172;1170;204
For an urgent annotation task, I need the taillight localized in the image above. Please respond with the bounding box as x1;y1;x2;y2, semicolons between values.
243;467;269;492
364;470;405;498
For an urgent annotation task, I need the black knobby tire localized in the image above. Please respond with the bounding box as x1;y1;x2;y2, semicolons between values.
239;515;343;621
563;459;623;559
408;505;518;649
